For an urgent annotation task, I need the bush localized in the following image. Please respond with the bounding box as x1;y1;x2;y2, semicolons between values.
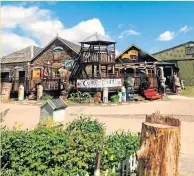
65;116;105;175
1;126;68;175
101;130;140;170
1;116;140;175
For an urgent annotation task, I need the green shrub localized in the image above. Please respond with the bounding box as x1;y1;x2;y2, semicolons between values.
110;94;119;103
101;130;140;170
1;116;140;175
65;116;106;175
1;126;67;175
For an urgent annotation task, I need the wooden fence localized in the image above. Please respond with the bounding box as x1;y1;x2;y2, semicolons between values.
76;153;138;176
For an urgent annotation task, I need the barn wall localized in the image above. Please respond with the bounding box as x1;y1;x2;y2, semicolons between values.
177;60;194;86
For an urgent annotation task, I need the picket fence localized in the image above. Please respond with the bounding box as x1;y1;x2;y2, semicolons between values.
76;153;138;176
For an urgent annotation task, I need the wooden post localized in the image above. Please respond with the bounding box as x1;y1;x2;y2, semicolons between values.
136;112;181;176
94;152;101;176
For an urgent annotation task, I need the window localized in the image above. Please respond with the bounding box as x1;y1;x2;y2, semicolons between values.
1;72;9;80
130;55;137;60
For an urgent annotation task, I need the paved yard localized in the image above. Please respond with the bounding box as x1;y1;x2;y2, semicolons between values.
1;97;194;175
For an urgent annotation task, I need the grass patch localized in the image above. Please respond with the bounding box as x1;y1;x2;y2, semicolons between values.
181;86;194;97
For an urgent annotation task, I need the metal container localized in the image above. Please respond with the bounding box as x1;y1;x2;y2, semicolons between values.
18;85;24;101
37;85;43;99
121;86;126;102
103;87;108;103
118;92;122;103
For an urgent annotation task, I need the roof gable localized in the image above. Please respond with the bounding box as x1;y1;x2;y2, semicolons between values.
31;36;81;62
116;44;158;64
41;98;68;110
80;32;116;44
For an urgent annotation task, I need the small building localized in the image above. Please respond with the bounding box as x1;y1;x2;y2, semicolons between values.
115;44;177;90
40;98;68;123
0;35;81;95
153;41;194;86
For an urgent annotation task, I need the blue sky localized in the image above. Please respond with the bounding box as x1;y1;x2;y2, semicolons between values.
1;1;194;56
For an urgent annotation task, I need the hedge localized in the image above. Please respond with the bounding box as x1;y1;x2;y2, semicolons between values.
1;116;140;175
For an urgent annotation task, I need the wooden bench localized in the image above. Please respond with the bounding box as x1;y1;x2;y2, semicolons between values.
144;88;162;100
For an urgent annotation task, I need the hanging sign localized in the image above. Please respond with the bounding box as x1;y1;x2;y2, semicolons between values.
76;78;122;88
53;51;62;61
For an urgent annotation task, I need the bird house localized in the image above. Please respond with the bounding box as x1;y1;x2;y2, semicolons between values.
40;98;68;123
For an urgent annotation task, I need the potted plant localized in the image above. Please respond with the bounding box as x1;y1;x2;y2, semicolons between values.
110;94;119;103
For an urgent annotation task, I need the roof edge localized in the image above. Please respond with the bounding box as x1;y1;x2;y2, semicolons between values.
153;41;194;55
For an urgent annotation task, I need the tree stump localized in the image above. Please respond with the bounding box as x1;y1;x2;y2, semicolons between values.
136;112;181;176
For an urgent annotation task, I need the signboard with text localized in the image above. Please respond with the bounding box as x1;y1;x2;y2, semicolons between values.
76;79;122;88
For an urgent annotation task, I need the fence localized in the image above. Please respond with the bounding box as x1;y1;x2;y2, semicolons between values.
75;153;138;176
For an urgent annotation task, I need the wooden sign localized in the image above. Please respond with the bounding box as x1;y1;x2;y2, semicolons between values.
76;78;122;88
128;49;138;56
121;49;138;59
32;69;41;79
0;82;12;102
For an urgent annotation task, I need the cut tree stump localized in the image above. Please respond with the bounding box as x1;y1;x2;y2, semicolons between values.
136;112;181;176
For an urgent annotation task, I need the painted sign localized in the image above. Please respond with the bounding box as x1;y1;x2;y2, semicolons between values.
0;82;12;102
32;69;41;79
121;49;138;59
185;46;194;55
76;79;122;88
128;50;138;56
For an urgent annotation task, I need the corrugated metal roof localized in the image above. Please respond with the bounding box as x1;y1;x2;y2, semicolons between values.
80;32;116;44
1;46;42;64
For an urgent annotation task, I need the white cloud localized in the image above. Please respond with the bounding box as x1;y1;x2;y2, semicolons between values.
118;29;140;39
118;24;124;28
1;5;50;29
157;31;175;41
1;32;38;57
179;25;192;33
115;50;121;56
1;5;107;56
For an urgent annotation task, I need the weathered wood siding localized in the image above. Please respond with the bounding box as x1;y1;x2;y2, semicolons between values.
32;39;78;66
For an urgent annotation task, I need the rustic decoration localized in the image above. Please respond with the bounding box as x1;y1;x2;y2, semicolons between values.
136;112;181;176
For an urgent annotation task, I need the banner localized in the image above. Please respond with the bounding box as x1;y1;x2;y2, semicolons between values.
76;79;122;88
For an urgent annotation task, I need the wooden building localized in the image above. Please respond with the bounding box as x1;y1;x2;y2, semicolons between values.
70;33;123;92
0;35;81;95
153;41;194;86
115;44;177;90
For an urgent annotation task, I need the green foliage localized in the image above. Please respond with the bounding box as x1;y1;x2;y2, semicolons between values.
1;126;67;175
101;130;140;170
110;94;119;103
69;91;92;103
41;92;53;101
65;116;106;175
1;116;140;175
